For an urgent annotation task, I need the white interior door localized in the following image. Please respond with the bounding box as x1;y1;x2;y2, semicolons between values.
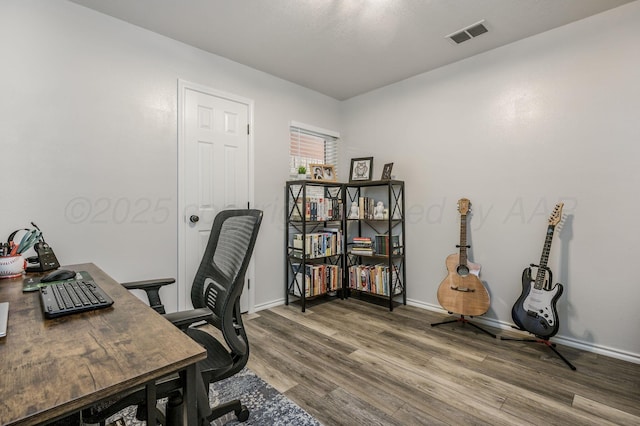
178;81;254;312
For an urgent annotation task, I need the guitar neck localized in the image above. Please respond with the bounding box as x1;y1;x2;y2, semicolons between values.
535;225;555;287
459;214;468;264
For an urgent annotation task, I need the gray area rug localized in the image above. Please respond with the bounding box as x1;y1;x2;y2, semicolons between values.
104;368;321;426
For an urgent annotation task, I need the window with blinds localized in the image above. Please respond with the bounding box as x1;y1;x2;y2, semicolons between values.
290;123;339;174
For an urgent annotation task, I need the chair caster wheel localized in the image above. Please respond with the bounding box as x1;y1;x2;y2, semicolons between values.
236;405;249;422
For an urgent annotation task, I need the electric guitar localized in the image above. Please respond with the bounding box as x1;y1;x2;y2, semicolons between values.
437;198;490;316
511;202;564;338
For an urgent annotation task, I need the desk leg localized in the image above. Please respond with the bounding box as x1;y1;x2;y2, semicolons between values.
184;364;198;426
145;381;157;426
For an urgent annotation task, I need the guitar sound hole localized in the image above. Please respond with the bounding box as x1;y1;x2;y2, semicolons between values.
456;265;469;277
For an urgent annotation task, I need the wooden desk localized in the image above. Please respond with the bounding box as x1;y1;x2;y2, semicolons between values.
0;263;206;426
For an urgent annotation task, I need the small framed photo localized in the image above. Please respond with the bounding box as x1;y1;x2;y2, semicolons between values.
322;165;336;182
309;164;325;181
381;162;394;180
349;157;373;182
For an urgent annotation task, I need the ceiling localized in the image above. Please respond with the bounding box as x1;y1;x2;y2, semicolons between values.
69;0;634;100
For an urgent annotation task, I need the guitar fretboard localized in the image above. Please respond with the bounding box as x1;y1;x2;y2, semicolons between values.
535;225;555;289
459;214;468;265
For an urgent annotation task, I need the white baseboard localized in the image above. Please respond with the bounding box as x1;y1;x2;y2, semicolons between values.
406;298;640;364
254;298;285;312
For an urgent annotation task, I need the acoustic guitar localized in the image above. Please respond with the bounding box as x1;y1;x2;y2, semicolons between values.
511;202;564;338
436;198;490;316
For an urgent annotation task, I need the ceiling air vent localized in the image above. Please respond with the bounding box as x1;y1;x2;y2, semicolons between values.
446;20;488;44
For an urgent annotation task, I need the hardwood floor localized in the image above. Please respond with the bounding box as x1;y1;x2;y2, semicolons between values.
244;297;640;425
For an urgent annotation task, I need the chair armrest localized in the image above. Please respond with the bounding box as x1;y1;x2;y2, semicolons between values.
121;278;176;290
121;278;176;314
164;308;212;330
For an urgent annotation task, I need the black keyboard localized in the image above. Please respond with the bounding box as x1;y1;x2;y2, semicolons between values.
40;273;114;318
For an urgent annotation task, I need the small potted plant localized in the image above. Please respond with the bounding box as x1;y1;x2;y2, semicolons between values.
297;166;307;180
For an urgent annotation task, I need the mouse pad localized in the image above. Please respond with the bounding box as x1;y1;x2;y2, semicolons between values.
22;271;92;292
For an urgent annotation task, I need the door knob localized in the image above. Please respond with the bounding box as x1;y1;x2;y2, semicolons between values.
189;215;200;223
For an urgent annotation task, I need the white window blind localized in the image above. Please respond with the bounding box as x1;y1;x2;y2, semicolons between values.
290;123;339;174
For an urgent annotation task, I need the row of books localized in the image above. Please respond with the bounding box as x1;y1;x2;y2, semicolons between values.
353;196;377;220
374;234;401;256
348;235;401;256
290;197;343;221
292;264;342;297
348;264;402;296
291;229;343;258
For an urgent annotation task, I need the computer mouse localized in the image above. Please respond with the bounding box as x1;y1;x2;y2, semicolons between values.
41;269;76;283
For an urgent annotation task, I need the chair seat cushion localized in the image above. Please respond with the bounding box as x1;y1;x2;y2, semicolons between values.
187;327;234;374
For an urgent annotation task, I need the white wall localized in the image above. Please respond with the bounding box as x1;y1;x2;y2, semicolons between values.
0;0;340;311
340;1;640;361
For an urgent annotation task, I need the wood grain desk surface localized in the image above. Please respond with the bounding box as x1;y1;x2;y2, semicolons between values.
0;263;206;426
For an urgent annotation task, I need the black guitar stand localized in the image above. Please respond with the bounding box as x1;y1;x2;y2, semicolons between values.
500;333;576;371
431;314;496;339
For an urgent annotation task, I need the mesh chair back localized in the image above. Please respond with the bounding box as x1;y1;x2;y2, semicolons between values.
191;209;262;355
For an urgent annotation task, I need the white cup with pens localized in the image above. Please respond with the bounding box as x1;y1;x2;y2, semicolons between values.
0;255;26;278
0;230;40;278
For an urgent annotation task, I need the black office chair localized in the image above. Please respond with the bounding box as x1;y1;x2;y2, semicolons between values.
82;209;263;425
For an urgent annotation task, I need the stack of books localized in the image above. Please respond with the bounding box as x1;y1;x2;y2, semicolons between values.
350;237;373;256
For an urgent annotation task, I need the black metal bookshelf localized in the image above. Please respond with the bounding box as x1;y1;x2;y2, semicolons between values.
285;180;344;312
344;180;406;311
285;179;406;312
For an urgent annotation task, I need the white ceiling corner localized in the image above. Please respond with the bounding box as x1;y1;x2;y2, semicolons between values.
68;0;635;100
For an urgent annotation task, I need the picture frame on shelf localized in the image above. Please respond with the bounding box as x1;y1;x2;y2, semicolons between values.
349;157;373;182
322;165;336;182
309;163;337;182
381;162;394;180
309;164;325;181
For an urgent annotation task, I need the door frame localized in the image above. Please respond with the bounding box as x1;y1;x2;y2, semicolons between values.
177;79;256;312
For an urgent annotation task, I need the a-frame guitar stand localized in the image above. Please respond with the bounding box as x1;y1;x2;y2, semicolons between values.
500;332;576;371
431;314;496;339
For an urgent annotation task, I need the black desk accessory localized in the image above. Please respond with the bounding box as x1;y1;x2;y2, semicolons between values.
39;271;114;318
6;222;60;272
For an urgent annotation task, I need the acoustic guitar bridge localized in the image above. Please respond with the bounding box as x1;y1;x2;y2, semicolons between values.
450;286;475;292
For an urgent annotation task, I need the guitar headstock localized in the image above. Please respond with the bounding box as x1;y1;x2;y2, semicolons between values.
458;198;471;215
549;202;564;226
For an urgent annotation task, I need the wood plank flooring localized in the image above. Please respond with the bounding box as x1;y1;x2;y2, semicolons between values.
243;298;640;425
